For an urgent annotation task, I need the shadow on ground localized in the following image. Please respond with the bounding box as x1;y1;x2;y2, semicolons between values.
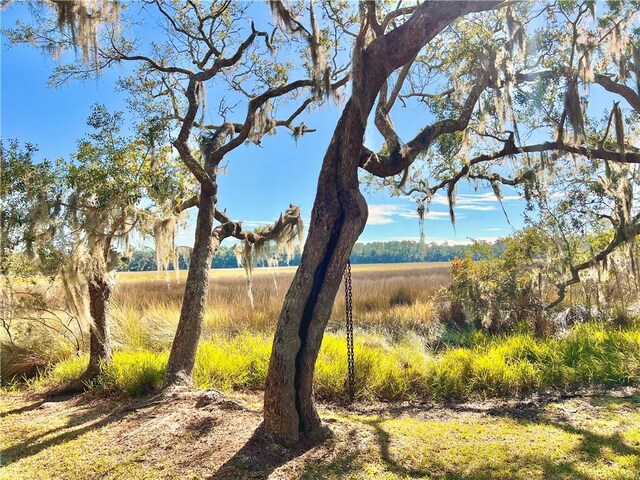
208;426;320;480
303;393;640;480
2;390;639;479
0;393;160;468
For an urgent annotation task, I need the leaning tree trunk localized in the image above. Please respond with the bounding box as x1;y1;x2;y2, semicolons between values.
83;269;114;380
263;0;500;445
164;180;217;387
163;120;232;388
263;98;369;443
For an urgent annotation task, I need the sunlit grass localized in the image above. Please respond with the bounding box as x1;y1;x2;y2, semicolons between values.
306;396;640;479
27;323;640;401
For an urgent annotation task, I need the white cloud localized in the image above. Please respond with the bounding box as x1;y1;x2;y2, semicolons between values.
455;205;496;212
367;205;404;225
427;192;521;211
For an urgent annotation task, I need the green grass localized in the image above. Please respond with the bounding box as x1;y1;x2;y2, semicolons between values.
26;322;640;401
304;395;640;479
2;391;639;479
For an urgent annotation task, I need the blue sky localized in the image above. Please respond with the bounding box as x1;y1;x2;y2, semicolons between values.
1;2;526;248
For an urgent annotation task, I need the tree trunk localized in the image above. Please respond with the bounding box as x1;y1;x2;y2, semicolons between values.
263;99;369;444
263;0;500;445
83;270;114;380
164;181;217;387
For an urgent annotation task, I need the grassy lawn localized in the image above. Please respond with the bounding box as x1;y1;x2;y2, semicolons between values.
311;395;640;479
1;390;639;479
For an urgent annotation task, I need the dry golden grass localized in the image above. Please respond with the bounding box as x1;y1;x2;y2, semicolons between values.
1;263;451;383
115;262;450;283
111;263;451;343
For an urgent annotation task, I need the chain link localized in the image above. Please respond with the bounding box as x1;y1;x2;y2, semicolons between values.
344;258;355;403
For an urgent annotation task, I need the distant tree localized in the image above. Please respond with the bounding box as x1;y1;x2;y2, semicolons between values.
119;240;502;272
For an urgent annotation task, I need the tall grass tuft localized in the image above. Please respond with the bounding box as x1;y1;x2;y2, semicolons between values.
192;335;272;390
99;351;168;395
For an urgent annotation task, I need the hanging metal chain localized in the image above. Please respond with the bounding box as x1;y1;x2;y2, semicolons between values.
344;258;355;403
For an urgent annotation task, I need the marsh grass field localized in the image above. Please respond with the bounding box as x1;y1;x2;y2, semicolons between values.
5;262;640;402
114;262;450;336
3;262;640;479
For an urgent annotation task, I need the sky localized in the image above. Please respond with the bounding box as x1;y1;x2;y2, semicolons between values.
1;2;527;249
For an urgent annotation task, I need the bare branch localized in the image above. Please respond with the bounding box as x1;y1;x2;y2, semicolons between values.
361;77;489;177
546;217;640;309
172;78;217;192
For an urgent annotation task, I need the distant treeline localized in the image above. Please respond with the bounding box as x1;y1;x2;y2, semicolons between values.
120;240;504;271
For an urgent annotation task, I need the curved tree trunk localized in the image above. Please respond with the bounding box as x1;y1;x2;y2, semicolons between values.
263;0;501;445
83;270;114;381
164;182;217;387
263;99;369;443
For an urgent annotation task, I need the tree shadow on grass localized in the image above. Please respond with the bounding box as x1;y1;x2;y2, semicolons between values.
360;416;429;478
208;423;330;480
479;395;640;462
352;418;633;479
0;392;79;419
0;395;161;467
0;400;47;419
306;394;640;479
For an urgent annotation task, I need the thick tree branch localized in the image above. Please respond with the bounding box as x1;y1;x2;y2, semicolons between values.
174;196;303;248
212;205;302;246
365;1;503;92
361;77;489;177
173;195;199;214
594;74;640;113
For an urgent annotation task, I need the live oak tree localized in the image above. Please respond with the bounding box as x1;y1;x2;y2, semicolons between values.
1;105;184;386
262;0;505;444
6;0;349;388
368;0;640;311
66;106;194;384
108;1;350;388
501;1;640;307
263;0;639;444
